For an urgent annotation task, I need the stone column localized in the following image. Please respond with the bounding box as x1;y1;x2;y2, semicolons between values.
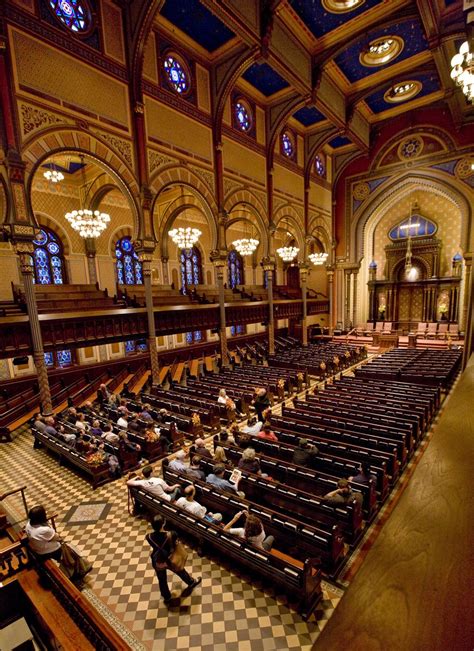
85;238;97;285
352;271;358;326
461;256;472;332
262;258;275;354
161;257;169;285
141;254;160;385
461;255;473;369
15;244;53;415
327;267;335;334
212;256;228;367
299;262;309;346
344;269;351;329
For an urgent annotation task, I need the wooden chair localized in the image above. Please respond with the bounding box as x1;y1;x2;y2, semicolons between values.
375;322;384;332
448;323;459;338
364;322;375;336
416;322;427;337
383;322;392;333
437;323;448;339
426;323;438;339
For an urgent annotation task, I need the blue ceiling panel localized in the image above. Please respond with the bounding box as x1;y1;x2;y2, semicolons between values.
330;136;352;148
293;106;327;126
365;72;440;113
42;162;86;174
334;18;429;83
289;0;384;38
242;63;290;97
161;0;235;53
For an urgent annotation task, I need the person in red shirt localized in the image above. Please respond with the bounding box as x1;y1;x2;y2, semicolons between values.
257;424;278;442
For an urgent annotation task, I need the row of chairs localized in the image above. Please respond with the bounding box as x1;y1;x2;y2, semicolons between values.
415;322;459;339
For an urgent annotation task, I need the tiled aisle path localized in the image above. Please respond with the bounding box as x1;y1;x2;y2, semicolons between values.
0;428;342;651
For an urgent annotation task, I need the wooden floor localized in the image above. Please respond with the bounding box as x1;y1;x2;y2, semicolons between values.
314;355;474;651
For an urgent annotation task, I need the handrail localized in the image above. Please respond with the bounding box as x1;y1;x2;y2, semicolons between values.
0;485;29;518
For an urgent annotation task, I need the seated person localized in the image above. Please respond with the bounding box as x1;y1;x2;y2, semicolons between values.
116;413;129;430
257;424;278;442
194;438;212;459
349;462;376;486
153;427;172;452
120;382;134;399
102;426;120;444
238;448;262;475
176;485;222;523
118;430;142;454
218;429;235;446
33;414;46;432
80;401;95;418
186;455;206;481
223;511;274;551
85;443;108;466
24;504;62;561
44;417;76;445
242;416;263;436
75;434;92;455
213;446;232;467
90;419;103;438
117;400;130;416
75;413;89;432
127;465;180;501
64;407;77;424
324;479;363;507
155;408;168;424
218;389;237;413
206;464;244;498
169;449;188;472
127;413;141;432
292;438;318;467
97;383;111;405
139;403;154;423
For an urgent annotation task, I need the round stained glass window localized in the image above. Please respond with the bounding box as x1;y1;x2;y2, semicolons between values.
33;229;48;246
234;99;252;132
163;54;190;95
49;0;92;33
282;131;295;159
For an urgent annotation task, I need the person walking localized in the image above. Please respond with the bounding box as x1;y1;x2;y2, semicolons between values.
146;515;201;605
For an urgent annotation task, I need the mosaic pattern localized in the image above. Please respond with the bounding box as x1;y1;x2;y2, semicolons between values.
63;501;112;525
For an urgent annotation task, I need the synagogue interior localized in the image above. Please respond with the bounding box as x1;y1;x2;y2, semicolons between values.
0;0;473;649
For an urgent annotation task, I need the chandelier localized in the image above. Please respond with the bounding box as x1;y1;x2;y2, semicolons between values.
169;227;202;249
232;238;259;256
309;252;328;265
277;246;299;262
404;212;419;281
451;41;474;103
64;155;111;239
43;169;64;183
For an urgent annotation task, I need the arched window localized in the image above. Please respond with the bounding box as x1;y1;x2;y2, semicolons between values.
281;130;296;159
180;247;202;295
227;249;245;289
32;228;66;285
234;98;253;133
115;237;143;285
315;154;326;178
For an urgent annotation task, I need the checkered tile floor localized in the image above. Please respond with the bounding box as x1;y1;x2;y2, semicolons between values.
0;427;343;650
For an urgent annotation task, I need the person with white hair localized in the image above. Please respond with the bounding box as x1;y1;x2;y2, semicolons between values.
194;438;212;459
169;449;188;472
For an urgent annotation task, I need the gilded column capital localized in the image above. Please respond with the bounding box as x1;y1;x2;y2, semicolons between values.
260;256;275;272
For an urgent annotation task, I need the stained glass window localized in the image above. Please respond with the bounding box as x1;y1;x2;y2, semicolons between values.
230;325;245;336
228;249;244;289
32;228;66;285
44;349;73;367
235;100;252;132
115;237;143;285
125;341;135;354
163;54;190;95
186;331;203;344
44;352;54;367
281;131;295;159
49;0;91;33
180;247;202;295
136;340;148;353
315;154;326;178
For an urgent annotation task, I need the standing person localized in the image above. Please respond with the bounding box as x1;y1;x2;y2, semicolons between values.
253;388;270;422
146;515;201;605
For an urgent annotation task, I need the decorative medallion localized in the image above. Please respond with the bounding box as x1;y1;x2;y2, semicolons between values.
353;182;370;201
322;0;365;13
398;136;424;160
384;80;422;104
360;36;404;67
455;157;474;179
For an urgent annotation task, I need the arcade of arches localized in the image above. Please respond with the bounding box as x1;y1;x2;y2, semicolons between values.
0;1;473;650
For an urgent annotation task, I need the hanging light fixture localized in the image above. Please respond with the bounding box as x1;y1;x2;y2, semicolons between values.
451;40;474;103
43;162;64;184
64;155;111;238
309;252;328;265
169;227;202;249
277;245;299;262
232;238;259;256
403;210;419;281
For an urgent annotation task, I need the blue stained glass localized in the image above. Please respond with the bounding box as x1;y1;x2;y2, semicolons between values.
228;250;244;289
163;55;189;95
44;352;54;366
35;249;52;284
47;242;60;254
125;340;135;354
186;332;193;344
49;0;90;33
282;132;294;158
315;155;325;177
57;349;72;367
231;325;245;336
235;101;251;131
115;237;143;285
194;330;202;342
136;341;148;352
51;257;63;285
180;247;202;295
33;230;48;246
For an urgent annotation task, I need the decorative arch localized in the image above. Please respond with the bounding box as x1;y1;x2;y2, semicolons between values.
352;171;473;263
391;255;430;282
308;216;331;256
108;226;133;256
226;194;269;257
150;165;218;216
21;126;141;235
33;212;72;255
32;225;67;285
273;204;305;252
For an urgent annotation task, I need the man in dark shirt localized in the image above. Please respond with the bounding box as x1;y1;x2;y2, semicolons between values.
324;479;363;507
292;438;318;467
194;438;212;459
349;462;376;486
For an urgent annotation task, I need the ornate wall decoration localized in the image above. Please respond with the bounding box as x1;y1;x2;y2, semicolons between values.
20;103;65;137
148;151;179;176
454;157;474;180
398;136;424;160
93;130;133;168
353;182;370;201
12;184;29;222
191;167;215;193
223;177;241;200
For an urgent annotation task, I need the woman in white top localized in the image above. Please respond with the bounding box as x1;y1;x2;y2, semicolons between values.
223;511;274;550
218;389;236;411
74;413;89;432
25;505;62;561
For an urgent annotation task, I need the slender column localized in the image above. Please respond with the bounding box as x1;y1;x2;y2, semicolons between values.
327;268;335;334
299;263;309;346
161;257;169;285
213;257;228;367
262;258;275;354
352;271;358;326
84;238;97;285
461;256;473;369
141;254;160;384
344;269;351;329
16;245;52;414
461;257;472;331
